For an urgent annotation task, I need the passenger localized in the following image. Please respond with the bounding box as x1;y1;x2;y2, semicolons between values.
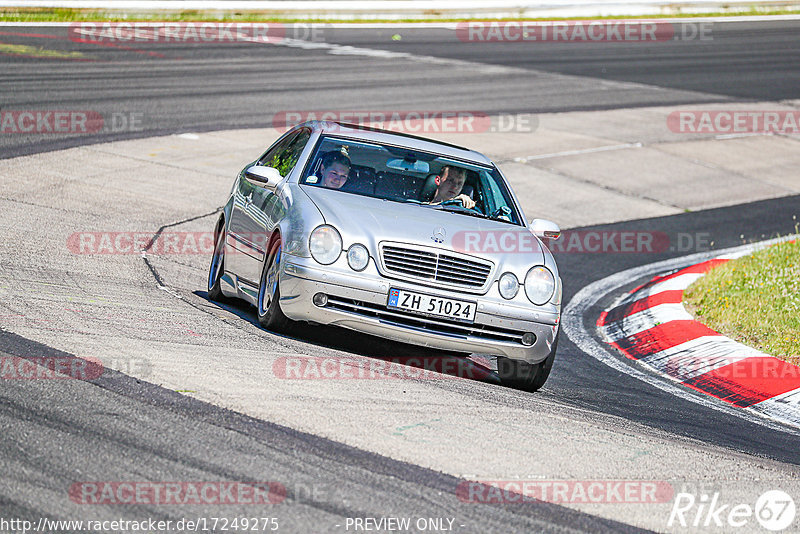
319;148;351;189
429;165;475;209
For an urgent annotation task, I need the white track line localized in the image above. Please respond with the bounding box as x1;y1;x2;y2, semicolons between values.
513;143;642;163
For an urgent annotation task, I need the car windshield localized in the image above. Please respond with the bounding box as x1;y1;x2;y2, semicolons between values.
300;135;523;225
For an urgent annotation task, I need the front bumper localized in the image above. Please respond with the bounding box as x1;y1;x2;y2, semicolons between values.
279;254;559;364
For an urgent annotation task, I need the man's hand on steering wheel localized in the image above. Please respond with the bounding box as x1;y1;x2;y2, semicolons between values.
452;193;476;209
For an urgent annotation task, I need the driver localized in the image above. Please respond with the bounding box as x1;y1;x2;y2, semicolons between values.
429;165;476;209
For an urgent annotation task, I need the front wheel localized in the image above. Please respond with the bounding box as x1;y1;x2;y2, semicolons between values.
207;224;227;301
257;237;291;333
497;333;558;392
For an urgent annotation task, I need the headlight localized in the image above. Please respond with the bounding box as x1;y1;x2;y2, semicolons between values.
498;272;519;299
524;266;555;305
309;225;342;265
347;244;369;271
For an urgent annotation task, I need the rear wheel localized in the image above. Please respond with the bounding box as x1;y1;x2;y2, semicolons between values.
257;237;291;332
207;223;227;301
497;333;558;392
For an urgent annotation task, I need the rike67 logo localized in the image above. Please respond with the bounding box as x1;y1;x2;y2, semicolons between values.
668;490;796;531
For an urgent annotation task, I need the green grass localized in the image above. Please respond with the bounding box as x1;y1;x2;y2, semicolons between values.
684;239;800;366
2;7;800;23
0;42;88;58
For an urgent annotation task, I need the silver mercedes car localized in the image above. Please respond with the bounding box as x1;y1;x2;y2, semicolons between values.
207;121;562;391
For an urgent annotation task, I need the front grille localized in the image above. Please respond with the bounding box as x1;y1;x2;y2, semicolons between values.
326;297;530;345
380;243;492;289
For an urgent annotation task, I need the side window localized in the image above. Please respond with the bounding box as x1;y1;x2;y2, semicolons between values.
480;170;519;224
259;128;311;177
478;171;500;214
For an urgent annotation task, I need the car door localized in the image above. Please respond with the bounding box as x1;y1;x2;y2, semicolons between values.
227;128;311;288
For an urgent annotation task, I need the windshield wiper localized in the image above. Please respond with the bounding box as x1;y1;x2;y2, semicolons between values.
428;204;491;219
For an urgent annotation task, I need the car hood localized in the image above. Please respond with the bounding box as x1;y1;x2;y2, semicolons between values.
300;186;545;264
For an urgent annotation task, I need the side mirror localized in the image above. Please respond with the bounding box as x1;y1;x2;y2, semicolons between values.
529;219;561;240
244;165;283;190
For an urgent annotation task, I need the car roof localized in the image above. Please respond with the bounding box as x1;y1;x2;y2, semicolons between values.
299;121;495;167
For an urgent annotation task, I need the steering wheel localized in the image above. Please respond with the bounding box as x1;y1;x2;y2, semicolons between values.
440;197;482;214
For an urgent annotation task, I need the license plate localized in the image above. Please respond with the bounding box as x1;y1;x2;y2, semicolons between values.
387;288;476;323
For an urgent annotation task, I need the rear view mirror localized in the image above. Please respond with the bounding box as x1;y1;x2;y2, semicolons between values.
387;158;429;174
244;166;282;190
529;219;561;240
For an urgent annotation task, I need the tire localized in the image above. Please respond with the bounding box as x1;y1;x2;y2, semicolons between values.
257;237;291;332
497;332;558;392
207;223;227;301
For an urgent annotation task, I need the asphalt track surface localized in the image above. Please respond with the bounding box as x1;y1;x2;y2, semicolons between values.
1;20;800;533
1;20;800;158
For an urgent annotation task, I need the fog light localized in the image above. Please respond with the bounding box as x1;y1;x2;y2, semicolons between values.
347;244;369;271
498;272;519;300
521;332;536;346
313;293;328;306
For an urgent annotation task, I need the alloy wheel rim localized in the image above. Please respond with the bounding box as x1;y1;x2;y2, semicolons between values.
259;244;281;316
